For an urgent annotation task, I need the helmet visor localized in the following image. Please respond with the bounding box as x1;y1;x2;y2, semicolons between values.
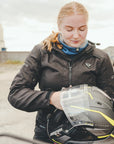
60;84;113;129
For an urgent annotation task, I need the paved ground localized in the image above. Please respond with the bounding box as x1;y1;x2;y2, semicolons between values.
0;64;37;143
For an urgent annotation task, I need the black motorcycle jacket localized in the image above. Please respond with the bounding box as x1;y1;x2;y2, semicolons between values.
8;41;114;138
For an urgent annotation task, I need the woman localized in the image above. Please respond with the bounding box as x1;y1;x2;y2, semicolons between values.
8;1;114;143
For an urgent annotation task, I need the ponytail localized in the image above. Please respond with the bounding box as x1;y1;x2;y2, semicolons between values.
43;31;62;52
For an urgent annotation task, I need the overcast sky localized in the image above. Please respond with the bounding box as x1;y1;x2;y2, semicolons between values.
0;0;114;51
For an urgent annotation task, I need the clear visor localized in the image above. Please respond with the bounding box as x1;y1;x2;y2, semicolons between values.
60;84;112;127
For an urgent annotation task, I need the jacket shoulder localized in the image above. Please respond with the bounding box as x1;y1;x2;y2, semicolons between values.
32;42;44;53
92;48;109;60
28;42;48;59
88;41;109;60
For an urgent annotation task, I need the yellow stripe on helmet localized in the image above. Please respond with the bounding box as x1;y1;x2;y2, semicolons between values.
52;139;62;144
71;106;114;126
85;92;94;99
98;133;114;139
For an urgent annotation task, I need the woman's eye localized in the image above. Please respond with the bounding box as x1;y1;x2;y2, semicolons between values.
79;27;86;31
66;29;72;32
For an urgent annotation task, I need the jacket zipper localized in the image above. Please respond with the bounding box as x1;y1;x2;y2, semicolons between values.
68;62;72;86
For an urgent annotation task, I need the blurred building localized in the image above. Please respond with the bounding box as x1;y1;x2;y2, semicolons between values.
0;24;6;51
104;46;114;67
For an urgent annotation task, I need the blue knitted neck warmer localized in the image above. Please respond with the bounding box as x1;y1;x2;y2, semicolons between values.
58;33;88;55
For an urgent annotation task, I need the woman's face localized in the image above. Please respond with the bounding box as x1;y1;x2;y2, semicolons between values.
59;14;88;48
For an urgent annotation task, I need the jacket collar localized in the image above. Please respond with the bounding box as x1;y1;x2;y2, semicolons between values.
52;41;95;62
58;33;88;55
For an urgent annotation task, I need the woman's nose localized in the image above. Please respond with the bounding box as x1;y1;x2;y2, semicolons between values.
73;30;79;38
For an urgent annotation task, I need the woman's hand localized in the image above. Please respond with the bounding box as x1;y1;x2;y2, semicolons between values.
50;92;63;110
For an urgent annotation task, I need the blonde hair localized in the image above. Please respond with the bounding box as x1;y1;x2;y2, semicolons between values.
43;1;88;52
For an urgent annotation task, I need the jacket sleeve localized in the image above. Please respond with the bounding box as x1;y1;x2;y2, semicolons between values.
8;44;52;112
96;53;114;100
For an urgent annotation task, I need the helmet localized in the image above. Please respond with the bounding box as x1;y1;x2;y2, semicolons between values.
47;85;114;144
